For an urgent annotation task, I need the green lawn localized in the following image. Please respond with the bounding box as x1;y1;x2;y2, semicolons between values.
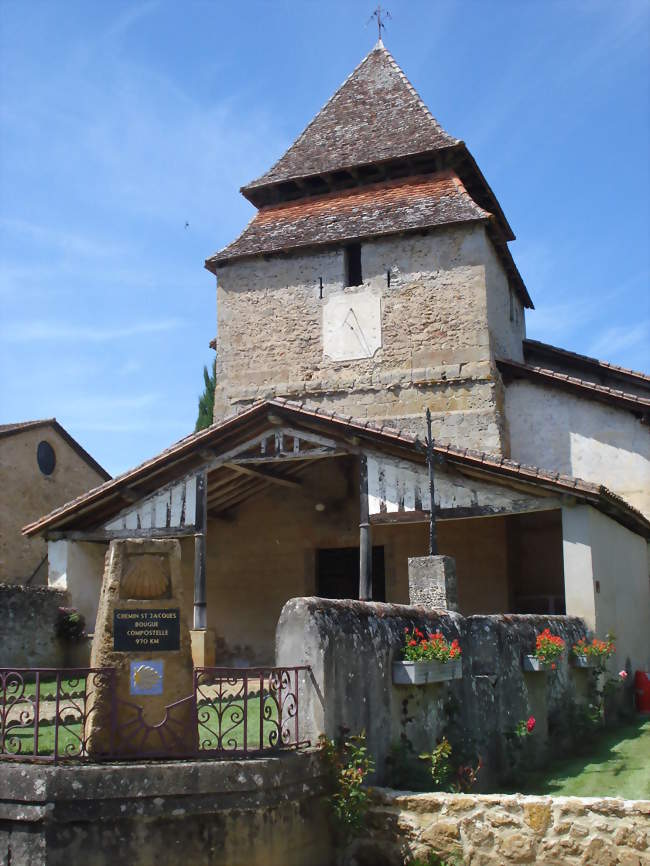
515;718;650;799
4;676;86;701
3;694;284;757
3;719;85;758
196;696;281;752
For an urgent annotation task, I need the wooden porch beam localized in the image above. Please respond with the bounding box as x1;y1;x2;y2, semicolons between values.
224;461;302;489
45;526;197;542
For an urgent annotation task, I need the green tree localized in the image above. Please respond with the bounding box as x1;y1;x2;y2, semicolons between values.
195;358;216;431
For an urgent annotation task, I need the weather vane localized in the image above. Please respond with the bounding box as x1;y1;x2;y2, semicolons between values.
368;4;391;41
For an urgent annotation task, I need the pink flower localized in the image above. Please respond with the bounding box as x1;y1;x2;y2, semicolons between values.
526;716;536;733
619;670;628;680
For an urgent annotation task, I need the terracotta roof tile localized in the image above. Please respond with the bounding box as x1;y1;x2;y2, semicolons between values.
523;339;650;393
209;173;488;265
497;358;650;416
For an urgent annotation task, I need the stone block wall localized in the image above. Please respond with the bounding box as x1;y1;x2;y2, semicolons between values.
214;224;523;453
276;597;589;787
0;751;333;866
0;585;71;667
348;789;649;866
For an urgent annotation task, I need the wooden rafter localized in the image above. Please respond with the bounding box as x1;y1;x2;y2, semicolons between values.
224;462;301;489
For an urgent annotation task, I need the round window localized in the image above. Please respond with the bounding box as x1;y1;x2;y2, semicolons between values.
37;441;56;475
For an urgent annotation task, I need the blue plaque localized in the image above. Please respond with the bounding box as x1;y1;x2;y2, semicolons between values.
130;660;164;695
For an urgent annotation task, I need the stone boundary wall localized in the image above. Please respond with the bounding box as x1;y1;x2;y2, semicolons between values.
0;584;72;668
348;788;650;866
276;598;591;787
0;751;332;866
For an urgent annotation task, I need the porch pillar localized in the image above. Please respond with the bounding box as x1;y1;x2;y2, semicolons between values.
190;470;217;667
193;471;207;629
359;454;372;600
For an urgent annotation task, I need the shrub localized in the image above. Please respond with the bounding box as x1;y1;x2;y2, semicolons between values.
55;607;86;642
318;729;375;841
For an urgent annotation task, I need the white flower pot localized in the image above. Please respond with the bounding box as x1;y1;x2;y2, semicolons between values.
571;655;595;669
522;654;552;672
392;658;462;685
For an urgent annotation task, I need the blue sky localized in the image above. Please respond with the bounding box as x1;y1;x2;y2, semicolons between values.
1;0;648;477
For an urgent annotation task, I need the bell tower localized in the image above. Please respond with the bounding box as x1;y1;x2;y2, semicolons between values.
205;41;532;455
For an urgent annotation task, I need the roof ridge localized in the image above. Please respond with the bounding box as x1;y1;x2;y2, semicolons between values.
378;42;455;143
23;398;650;539
242;42;459;196
497;358;650;410
242;44;383;196
523;338;650;384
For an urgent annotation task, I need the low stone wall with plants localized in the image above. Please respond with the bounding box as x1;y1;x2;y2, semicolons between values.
276;597;629;789
0;584;90;668
346;788;650;866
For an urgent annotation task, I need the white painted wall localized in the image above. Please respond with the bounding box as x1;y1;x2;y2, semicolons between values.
506;380;650;517
366;453;556;516
562;505;650;671
47;540;107;633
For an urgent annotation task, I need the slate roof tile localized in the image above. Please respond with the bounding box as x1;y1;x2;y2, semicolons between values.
243;41;458;195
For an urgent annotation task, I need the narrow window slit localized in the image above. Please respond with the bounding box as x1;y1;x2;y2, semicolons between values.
344;243;362;287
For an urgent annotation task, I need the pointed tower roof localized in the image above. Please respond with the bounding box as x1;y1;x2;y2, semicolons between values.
242;41;458;198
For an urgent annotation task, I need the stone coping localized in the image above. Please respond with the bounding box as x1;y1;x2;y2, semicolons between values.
0;749;328;822
372;787;650;811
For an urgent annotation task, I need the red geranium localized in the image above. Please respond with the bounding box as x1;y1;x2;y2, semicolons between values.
402;628;462;663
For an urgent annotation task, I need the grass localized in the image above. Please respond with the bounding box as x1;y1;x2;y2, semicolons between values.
197;695;281;752
3;694;284;757
3;717;86;758
4;676;86;701
512;717;650;799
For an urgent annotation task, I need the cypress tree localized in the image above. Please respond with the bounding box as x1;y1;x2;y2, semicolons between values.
195;358;216;431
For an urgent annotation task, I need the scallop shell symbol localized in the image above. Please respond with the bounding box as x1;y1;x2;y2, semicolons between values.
121;556;170;599
132;664;162;691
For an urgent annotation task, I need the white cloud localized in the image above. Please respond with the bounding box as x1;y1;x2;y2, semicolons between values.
1;319;184;342
588;322;650;362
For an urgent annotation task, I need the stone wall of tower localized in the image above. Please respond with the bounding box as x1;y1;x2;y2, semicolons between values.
213;223;525;455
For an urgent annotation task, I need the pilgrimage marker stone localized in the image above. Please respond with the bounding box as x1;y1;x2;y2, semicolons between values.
86;538;196;756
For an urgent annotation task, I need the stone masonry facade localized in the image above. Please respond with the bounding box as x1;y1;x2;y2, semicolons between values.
214;223;525;454
351;789;650;866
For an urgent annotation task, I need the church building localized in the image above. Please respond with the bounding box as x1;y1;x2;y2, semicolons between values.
24;42;650;674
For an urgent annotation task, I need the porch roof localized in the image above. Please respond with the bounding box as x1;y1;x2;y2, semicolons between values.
22;398;650;540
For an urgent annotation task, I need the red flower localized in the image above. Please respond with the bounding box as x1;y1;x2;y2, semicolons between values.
408;640;417;647
526;716;536;733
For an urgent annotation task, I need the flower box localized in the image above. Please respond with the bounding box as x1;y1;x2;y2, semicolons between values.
392;658;462;685
522;654;551;673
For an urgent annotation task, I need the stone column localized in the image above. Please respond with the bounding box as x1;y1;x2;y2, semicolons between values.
408;555;459;611
86;538;196;757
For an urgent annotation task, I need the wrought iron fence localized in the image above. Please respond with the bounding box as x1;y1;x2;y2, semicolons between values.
195;666;310;757
0;667;115;762
0;665;311;763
